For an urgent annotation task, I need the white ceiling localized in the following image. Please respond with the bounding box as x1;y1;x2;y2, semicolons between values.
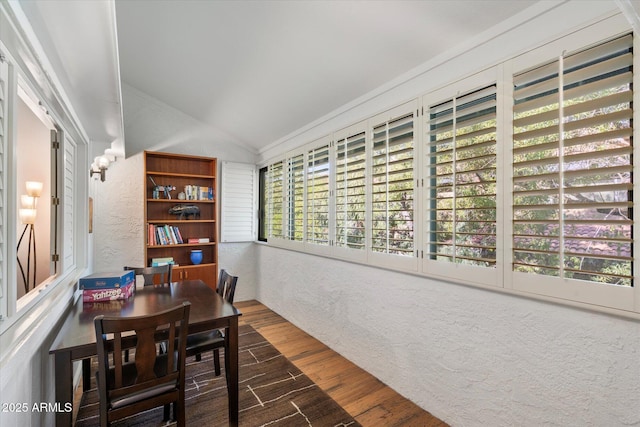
17;0;547;157
113;0;538;154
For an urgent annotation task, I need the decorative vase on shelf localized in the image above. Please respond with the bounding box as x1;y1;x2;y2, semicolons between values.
190;249;203;265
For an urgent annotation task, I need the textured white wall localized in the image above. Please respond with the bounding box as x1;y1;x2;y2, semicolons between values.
256;245;640;426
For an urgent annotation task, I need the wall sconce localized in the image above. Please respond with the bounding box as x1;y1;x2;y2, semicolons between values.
90;156;110;182
17;181;42;294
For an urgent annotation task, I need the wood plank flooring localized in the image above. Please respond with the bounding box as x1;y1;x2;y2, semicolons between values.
235;300;448;427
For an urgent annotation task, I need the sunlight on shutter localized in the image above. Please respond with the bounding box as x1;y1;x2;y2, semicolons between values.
306;144;330;245
335;131;366;250
286;154;304;241
513;34;633;286
371;112;415;256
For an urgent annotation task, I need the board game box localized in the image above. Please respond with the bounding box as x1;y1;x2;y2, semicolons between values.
82;281;134;302
79;270;135;290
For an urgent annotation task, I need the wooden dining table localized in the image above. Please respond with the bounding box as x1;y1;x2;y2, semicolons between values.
49;279;242;426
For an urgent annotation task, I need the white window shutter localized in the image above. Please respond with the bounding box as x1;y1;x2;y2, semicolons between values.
0;55;7;301
221;161;256;242
62;134;76;272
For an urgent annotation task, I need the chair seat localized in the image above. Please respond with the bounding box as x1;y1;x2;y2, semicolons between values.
101;354;179;409
186;329;224;354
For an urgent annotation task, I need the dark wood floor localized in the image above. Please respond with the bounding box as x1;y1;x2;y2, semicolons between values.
235;300;447;427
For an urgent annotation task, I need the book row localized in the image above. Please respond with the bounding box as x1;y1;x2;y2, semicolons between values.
184;185;214;201
149;224;184;245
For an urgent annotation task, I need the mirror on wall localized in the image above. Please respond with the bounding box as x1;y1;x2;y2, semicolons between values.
16;86;55;299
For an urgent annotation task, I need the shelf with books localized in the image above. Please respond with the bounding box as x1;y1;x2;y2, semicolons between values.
144;151;218;289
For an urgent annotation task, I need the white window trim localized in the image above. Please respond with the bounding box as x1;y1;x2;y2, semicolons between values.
0;35;89;334
421;67;503;288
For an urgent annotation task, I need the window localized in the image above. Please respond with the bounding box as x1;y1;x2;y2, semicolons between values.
335;125;366;252
428;85;498;267
15;84;59;301
512;34;633;288
0;40;86;322
258;166;267;242
370;108;416;258
257;27;638;315
306;142;330;246
266;161;284;240
285;153;304;242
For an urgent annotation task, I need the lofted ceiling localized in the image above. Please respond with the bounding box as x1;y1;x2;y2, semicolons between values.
16;0;556;157
114;0;538;154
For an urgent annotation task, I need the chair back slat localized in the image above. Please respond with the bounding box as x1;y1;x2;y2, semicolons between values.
217;269;238;303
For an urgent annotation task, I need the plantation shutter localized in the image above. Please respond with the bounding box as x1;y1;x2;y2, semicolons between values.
371;111;415;256
285;154;304;241
335;130;366;250
428;85;497;266
62;134;76;272
306;144;330;245
266;161;284;239
512;34;633;286
221;161;256;242
0;54;7;301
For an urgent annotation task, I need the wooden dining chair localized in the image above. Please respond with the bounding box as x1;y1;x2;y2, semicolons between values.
94;301;190;427
124;264;173;286
81;264;173;392
185;269;238;379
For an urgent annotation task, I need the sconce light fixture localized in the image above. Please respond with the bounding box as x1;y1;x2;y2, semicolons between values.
89;155;110;182
17;181;42;294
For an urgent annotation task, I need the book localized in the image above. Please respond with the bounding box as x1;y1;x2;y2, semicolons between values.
151;257;174;266
79;270;135;290
187;237;210;244
82;281;134;302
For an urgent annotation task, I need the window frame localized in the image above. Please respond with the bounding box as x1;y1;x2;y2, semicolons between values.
367;101;420;272
0;39;88;330
333;121;368;263
506;31;637;311
422;67;504;287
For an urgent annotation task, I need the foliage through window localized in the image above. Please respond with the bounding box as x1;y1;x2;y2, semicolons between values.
266;161;284;240
286;154;304;241
512;34;633;286
371;113;415;256
306;144;330;245
335;130;366;250
428;85;497;266
256;29;637;313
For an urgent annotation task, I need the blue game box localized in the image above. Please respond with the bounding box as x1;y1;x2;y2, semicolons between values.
79;270;135;290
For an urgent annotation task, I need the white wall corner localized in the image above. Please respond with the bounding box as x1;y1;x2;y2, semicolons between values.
616;0;640;33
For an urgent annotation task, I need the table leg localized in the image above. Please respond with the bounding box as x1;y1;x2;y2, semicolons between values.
54;351;73;426
227;317;239;426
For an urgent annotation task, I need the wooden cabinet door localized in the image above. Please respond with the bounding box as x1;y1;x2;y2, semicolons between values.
173;264;217;289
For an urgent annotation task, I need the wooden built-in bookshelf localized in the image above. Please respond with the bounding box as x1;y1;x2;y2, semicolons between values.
144;151;217;288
